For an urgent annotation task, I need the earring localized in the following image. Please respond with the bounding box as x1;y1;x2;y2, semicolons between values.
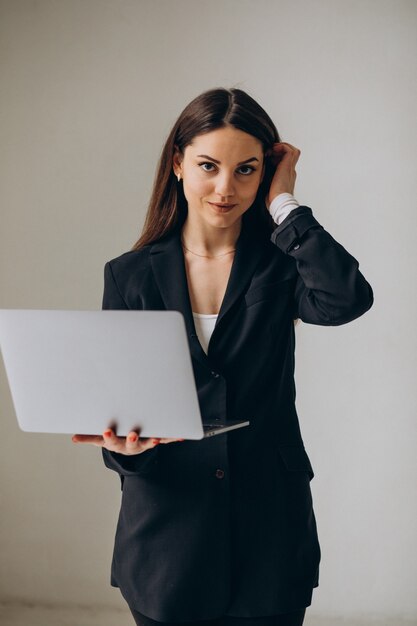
177;173;181;182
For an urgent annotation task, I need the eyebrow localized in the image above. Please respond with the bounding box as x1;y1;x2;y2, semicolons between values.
196;154;259;166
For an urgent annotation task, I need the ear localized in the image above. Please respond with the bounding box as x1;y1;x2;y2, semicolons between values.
172;144;183;177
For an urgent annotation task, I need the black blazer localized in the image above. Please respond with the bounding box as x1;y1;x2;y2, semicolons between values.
101;205;374;622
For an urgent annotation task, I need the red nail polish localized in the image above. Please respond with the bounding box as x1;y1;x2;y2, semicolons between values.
152;439;160;445
104;430;112;437
128;434;138;442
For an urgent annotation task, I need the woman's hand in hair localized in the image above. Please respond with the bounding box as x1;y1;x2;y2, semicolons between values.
265;142;301;205
72;428;184;455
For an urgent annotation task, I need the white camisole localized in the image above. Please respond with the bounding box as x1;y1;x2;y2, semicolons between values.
192;312;218;355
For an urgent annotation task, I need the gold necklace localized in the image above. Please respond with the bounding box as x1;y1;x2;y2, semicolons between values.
181;237;236;259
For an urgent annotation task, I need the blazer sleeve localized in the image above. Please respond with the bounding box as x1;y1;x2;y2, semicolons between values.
101;260;160;479
270;206;374;325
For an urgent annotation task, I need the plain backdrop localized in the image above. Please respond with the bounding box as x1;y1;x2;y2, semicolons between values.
1;0;416;622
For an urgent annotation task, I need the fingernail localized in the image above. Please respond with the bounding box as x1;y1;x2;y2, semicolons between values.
128;434;138;442
152;439;160;445
104;430;112;438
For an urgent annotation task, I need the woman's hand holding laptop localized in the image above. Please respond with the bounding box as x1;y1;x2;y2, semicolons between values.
72;428;184;455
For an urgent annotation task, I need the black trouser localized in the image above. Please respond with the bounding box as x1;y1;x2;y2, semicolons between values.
129;607;306;626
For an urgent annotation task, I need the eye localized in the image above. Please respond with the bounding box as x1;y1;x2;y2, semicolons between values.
198;162;256;176
237;165;256;176
199;162;216;172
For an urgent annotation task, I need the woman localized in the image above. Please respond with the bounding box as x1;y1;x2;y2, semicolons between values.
72;87;374;626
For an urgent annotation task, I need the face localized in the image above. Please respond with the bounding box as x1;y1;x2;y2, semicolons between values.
173;126;265;229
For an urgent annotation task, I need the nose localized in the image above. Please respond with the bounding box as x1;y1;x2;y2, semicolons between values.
214;170;236;199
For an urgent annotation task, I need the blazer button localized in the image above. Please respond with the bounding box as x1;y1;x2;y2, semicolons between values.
211;370;220;378
215;469;225;479
292;243;300;250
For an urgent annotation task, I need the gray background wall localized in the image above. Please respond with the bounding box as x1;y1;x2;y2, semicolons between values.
1;0;416;622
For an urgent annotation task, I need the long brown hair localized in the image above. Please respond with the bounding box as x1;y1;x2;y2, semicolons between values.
131;87;281;250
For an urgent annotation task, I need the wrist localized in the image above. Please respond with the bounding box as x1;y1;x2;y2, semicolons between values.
267;193;300;225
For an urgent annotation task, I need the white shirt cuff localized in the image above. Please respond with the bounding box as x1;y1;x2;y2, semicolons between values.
267;193;300;225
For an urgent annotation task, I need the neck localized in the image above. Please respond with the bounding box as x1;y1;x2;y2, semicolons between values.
181;214;242;257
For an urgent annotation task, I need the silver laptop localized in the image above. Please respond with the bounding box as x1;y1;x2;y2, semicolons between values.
0;309;249;440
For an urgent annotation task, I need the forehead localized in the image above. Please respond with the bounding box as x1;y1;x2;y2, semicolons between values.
186;126;263;158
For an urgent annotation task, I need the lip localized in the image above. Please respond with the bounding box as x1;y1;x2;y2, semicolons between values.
208;202;237;212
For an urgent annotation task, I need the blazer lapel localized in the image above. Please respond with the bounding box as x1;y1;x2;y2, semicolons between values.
149;220;265;367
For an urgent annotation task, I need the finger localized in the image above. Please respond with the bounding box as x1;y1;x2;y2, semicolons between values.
284;144;301;166
272;142;294;151
292;152;301;169
277;142;300;152
273;144;301;173
158;437;185;444
272;143;300;159
104;429;139;452
72;434;105;446
102;428;121;448
129;431;167;453
125;431;152;453
270;144;294;164
271;143;289;155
